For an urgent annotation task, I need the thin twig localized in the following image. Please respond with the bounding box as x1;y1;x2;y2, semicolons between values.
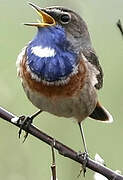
51;142;57;180
0;106;123;180
117;19;123;37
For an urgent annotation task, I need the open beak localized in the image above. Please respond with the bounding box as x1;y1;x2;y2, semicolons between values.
24;2;56;27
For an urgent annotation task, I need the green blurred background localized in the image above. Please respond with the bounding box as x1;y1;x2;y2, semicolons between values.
0;0;123;179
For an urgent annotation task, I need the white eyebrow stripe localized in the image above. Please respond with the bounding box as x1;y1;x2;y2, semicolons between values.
31;46;56;58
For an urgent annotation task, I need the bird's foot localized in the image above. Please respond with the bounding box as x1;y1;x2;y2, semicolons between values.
18;115;33;143
77;151;89;177
17;110;42;143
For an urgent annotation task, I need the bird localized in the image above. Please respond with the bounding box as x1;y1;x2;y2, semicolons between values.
16;2;113;172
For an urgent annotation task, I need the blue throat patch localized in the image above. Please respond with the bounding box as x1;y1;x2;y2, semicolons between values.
26;25;77;82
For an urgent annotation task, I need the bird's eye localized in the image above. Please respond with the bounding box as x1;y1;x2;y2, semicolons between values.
60;14;71;24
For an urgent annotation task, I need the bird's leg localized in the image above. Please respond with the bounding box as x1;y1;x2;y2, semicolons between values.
18;110;42;142
78;122;88;177
78;122;88;154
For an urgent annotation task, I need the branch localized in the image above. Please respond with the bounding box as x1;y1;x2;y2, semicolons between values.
0;106;123;180
117;19;123;37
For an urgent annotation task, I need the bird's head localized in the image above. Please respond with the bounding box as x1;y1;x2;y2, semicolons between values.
25;3;91;85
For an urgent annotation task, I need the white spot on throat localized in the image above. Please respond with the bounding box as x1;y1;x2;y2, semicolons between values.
31;46;56;58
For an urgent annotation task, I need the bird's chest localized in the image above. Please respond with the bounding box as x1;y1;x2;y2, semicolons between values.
19;54;97;121
21;61;97;121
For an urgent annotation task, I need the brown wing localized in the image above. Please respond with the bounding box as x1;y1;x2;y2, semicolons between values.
83;48;103;90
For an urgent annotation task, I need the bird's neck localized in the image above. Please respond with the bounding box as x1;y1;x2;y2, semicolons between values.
26;26;78;85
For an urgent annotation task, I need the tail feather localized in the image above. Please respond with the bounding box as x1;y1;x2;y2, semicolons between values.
89;102;113;123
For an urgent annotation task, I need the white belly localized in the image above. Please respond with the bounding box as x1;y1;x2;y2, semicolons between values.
22;81;97;122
